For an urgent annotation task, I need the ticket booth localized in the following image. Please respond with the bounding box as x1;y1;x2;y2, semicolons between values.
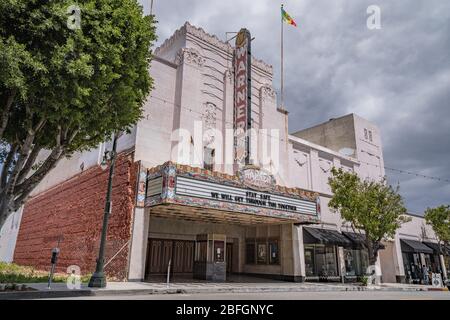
193;234;227;282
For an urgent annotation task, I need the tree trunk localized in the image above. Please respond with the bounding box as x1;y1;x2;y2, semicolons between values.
365;236;380;269
0;193;14;230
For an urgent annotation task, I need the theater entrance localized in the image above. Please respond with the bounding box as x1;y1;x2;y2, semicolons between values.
145;239;195;277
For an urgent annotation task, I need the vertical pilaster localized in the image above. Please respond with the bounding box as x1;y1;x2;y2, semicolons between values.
337;246;346;283
127;207;150;281
292;225;306;282
309;149;319;191
393;233;406;283
439;255;448;280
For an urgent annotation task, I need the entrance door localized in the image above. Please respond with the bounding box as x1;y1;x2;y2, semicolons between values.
146;239;194;277
147;239;173;274
226;243;233;274
172;240;194;273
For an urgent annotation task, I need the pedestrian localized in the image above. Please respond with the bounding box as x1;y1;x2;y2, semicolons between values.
422;265;429;285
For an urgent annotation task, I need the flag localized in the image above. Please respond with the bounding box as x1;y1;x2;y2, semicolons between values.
281;6;297;27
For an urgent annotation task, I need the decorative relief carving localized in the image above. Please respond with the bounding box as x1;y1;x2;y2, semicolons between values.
175;47;205;67
319;159;332;173
342;166;354;173
202;102;217;146
294;152;308;167
252;57;273;75
185;22;232;52
224;68;233;85
154;24;186;57
260;86;276;102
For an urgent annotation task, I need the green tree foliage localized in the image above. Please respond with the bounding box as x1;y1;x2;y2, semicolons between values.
328;167;410;265
424;205;450;258
0;0;156;228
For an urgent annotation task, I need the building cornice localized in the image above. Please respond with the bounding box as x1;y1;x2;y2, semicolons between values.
154;22;273;75
289;135;360;165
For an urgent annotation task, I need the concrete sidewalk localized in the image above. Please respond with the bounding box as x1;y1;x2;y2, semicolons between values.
0;280;448;299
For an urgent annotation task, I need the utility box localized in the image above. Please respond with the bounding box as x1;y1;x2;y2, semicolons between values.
193;234;226;282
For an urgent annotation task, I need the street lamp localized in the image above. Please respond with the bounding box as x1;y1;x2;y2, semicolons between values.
88;133;118;288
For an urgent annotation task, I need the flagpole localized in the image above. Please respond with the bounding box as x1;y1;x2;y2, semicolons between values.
280;4;284;110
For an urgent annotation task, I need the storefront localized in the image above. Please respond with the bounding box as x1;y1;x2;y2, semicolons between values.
422;242;448;279
400;239;434;284
144;162;320;281
303;227;352;282
342;232;370;281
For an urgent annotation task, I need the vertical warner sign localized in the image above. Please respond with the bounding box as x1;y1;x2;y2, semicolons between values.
234;28;252;167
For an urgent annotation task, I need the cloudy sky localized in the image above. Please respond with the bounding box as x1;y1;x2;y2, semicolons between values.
139;0;450;214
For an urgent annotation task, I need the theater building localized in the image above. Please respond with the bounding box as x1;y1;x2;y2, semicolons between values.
3;22;447;284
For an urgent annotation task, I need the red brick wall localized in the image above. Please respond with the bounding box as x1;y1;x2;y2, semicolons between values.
13;150;139;280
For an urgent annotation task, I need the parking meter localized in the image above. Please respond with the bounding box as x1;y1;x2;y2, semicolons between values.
47;247;60;289
51;248;60;264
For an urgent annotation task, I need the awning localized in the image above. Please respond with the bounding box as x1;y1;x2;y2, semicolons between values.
342;232;386;250
342;232;366;249
400;239;433;254
303;227;352;247
423;242;450;255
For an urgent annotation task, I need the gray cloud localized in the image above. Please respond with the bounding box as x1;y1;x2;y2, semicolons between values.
141;0;450;214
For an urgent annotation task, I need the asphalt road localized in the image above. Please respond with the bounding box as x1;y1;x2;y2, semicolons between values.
45;290;450;300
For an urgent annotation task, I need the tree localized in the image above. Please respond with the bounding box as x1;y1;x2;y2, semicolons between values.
328;167;410;266
0;0;156;229
424;205;450;273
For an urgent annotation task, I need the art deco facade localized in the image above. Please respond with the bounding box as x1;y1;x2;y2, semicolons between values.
0;23;447;284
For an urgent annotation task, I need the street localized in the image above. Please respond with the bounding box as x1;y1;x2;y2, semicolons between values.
44;290;450;300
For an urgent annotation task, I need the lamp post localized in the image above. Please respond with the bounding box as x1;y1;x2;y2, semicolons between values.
88;133;118;288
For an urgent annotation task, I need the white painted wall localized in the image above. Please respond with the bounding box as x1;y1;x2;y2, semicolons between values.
0;207;23;262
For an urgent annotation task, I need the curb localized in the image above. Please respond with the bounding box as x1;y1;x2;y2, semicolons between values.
2;284;447;299
0;289;93;300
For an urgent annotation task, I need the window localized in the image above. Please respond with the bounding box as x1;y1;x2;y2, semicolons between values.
368;130;373;142
203;147;215;171
246;238;280;265
257;242;267;264
304;244;338;277
245;241;255;264
364;129;368;140
304;246;315;276
269;240;279;265
344;248;369;276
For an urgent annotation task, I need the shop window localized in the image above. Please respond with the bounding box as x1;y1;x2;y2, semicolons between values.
303;244;338;278
344;248;369;276
344;249;356;276
315;245;338;277
304;245;315;276
269;240;279;265
245;241;255;264
204;147;215;171
403;252;422;284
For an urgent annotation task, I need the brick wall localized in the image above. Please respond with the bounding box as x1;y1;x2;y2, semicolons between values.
13;150;139;280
